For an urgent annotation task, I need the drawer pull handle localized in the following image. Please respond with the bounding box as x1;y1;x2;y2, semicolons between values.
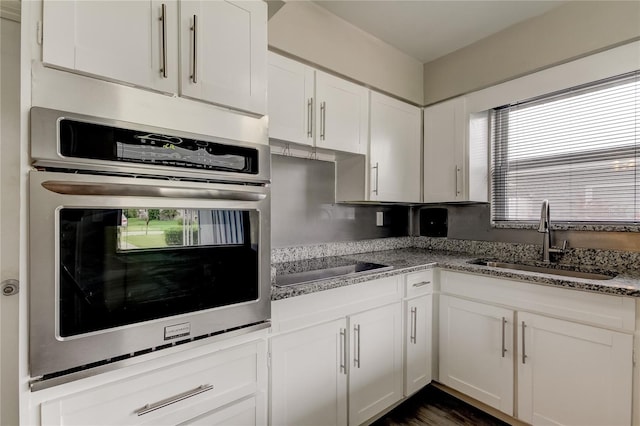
135;384;213;416
412;281;431;288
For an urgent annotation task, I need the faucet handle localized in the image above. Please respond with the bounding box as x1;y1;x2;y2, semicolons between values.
549;240;568;255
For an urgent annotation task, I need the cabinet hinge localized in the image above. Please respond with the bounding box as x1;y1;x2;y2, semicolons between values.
267;351;271;369
37;21;43;45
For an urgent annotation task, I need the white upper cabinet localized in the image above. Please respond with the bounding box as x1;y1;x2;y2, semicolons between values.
43;0;179;94
42;0;267;116
370;92;421;202
267;53;367;154
315;71;368;155
423;97;466;202
179;1;267;115
267;52;315;146
423;96;488;203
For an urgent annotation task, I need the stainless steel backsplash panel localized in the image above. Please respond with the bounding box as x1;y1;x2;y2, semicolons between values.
271;155;409;247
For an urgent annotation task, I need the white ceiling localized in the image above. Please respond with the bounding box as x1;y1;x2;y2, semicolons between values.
312;1;567;63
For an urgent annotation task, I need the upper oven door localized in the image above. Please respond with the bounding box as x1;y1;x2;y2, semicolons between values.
29;170;270;377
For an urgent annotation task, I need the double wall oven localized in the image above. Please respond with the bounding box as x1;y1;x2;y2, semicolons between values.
29;108;271;384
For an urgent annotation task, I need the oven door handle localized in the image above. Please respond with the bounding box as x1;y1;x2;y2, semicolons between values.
41;181;267;201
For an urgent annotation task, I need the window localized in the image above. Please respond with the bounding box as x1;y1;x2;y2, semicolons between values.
491;71;639;225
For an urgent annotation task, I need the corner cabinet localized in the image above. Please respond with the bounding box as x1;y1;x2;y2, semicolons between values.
267;52;368;155
335;92;422;203
439;270;634;425
439;295;514;415
368;92;421;203
42;0;267;116
423;97;488;202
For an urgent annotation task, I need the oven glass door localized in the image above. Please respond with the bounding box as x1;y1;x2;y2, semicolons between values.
58;207;258;337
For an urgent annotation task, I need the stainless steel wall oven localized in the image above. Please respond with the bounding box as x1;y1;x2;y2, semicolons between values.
29;108;271;384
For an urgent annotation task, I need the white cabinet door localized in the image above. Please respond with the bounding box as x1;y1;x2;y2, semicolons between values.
267;53;315;146
423;97;466;202
370;92;421;202
439;295;514;416
349;303;403;425
517;312;633;426
270;320;348;426
404;295;432;396
315;71;368;154
42;0;179;94
179;0;267;115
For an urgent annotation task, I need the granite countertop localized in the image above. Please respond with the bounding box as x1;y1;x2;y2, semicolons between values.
271;248;640;300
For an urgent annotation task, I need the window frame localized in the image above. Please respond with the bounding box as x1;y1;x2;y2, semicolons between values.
489;71;640;229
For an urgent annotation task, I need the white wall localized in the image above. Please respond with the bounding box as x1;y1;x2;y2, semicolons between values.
268;1;424;105
423;1;640;105
0;15;21;426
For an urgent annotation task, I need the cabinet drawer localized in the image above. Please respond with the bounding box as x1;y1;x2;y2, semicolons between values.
405;270;434;298
40;341;264;426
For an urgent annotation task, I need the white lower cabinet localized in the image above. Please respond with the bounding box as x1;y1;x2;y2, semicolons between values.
403;270;434;397
270;276;407;426
36;339;267;426
517;312;633;426
270;319;348;426
439;271;635;426
439;295;514;415
348;303;403;425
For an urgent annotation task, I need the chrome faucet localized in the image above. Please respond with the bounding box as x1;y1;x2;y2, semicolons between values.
537;199;567;263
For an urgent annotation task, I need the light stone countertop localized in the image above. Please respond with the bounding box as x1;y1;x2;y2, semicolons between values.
271;247;640;301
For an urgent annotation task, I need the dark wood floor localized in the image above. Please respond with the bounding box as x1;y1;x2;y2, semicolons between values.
372;385;509;426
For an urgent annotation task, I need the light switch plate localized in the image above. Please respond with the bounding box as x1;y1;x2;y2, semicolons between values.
376;211;384;226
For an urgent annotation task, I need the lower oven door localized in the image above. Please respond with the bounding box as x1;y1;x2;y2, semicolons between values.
29;170;270;378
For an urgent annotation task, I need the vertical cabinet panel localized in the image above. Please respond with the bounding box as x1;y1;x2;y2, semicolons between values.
349;303;403;426
404;295;432;396
270;320;348;426
43;0;179;94
439;295;514;416
179;0;267;115
517;312;633;426
369;92;421;202
315;71;368;155
267;53;315;146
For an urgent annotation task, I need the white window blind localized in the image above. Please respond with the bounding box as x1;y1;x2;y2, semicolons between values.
491;71;639;224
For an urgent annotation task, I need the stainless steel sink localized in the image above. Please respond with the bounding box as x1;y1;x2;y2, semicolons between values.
468;259;616;281
275;262;393;287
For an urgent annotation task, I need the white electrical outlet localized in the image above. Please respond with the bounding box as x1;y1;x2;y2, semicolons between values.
376;211;384;226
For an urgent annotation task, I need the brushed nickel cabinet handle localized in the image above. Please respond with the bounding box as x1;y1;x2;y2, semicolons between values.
190;15;197;83
521;321;527;364
372;162;379;195
455;165;462;197
159;4;167;78
135;384;213;416
501;317;507;357
340;328;347;375
410;307;417;344
412;281;431;288
354;324;360;368
320;101;326;140
307;98;313;138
